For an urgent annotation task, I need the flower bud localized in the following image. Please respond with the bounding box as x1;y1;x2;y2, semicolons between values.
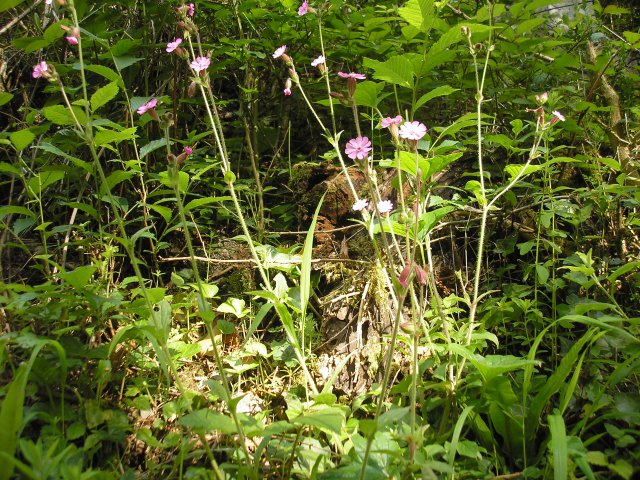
188;81;196;98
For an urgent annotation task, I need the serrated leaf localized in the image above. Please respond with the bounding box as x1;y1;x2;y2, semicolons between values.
91;82;119;111
10;129;35;152
43;105;87;126
94;127;137;146
398;0;435;34
363;56;414;88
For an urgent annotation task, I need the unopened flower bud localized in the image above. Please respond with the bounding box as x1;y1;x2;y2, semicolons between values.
535;92;548;105
188;81;196;97
461;26;470;36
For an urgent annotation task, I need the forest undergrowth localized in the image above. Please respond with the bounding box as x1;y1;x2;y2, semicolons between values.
1;0;640;478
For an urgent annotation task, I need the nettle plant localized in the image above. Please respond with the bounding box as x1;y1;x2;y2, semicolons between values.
1;0;639;478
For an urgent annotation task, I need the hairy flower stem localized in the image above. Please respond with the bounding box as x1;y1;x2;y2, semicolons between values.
184;35;319;395
358;289;407;480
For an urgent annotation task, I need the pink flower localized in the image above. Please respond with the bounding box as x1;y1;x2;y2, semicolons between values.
32;61;49;79
187;3;195;16
552;110;565;122
45;0;53;4
377;200;393;214
353;198;369;212
137;98;158;115
284;78;292;96
298;0;308;15
535;92;548;105
66;35;78;45
345;136;372;160
338;72;366;80
399;121;427;141
190;56;210;73
184;146;193;155
311;55;325;67
273;45;287;59
166;38;182;53
381;115;402;128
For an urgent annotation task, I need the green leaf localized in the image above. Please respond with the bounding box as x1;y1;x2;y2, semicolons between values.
42;105;86;126
0;206;35;218
536;264;549;285
27;170;65;195
301;193;325;331
9;129;35;152
399;0;435;34
363;56;414;87
103;170;136;191
90;82;119;112
0;0;26;13
548;413;568;480
181;409;237;434
158;171;189;194
94;127;137;146
184;196;232;212
58;265;98;290
602;5;630;15
216;298;249;318
415;85;459;110
140;139;168;159
292;405;346;435
34;143;93;174
112;56;143;70
0;93;14;107
353;81;386;109
82;64;120;83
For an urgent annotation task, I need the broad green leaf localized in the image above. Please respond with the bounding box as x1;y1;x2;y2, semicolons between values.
34;143;93;174
146;203;172;223
0;162;21;175
27;170;65;195
158;170;189;194
292;406;346;435
0;0;26;13
363;56;414;87
181;409;237;434
149;300;172;345
112;56;143;70
82;64;120;83
58;265;98;290
399;0;435;34
415;85;459;110
353;81;386;109
536;264;549;285
94;127;137;146
104;170;136;191
602;5;629;15
9;129;35;152
42;105;87;126
0;206;35;218
216;298;249;318
504;163;543;181
0;93;13;107
91;82;119;111
140;138;168;159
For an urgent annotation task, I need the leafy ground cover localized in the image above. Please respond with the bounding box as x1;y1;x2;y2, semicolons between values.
1;0;639;478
